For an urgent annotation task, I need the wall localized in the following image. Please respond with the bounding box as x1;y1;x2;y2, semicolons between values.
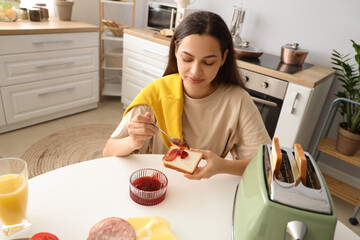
29;0;360;186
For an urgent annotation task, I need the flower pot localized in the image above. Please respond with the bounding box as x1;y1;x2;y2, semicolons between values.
55;1;74;21
336;122;360;156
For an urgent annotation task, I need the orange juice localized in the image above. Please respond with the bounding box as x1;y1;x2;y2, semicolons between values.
0;174;28;225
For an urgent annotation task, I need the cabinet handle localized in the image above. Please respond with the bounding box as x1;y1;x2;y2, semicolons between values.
32;39;73;45
142;69;160;78
38;86;76;96
35;61;75;69
290;92;299;114
142;47;168;57
251;96;278;107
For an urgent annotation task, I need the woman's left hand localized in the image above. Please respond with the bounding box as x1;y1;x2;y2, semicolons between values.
184;149;225;180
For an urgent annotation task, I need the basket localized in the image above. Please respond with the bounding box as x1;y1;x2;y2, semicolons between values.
102;19;129;37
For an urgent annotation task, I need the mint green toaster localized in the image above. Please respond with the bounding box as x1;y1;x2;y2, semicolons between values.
232;144;337;240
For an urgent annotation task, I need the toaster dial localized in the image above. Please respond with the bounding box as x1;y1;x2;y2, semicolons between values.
286;220;307;240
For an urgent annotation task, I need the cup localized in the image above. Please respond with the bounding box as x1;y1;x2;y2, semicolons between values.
0;158;31;238
129;168;168;206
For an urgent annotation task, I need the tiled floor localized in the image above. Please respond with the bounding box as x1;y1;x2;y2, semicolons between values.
0;97;359;236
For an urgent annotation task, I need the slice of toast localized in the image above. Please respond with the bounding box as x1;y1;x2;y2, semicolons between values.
294;143;307;185
290;159;301;186
271;137;282;178
162;146;203;174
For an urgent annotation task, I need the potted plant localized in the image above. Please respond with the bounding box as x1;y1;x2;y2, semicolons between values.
331;40;360;155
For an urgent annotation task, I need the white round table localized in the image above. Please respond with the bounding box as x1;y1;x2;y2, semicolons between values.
5;155;360;240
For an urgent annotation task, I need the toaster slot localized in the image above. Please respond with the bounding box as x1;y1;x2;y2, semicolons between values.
305;155;321;189
277;149;294;183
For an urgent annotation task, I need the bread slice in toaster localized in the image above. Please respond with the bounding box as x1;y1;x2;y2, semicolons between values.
294;143;307;185
271;137;282;178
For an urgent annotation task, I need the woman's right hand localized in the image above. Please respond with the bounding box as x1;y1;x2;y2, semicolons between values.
126;112;158;150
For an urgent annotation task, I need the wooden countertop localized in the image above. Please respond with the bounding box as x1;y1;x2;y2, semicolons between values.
0;19;99;35
124;28;335;88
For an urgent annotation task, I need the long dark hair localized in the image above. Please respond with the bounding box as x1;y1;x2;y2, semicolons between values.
163;11;245;88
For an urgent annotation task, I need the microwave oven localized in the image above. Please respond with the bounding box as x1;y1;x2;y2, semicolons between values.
147;2;177;30
147;2;198;30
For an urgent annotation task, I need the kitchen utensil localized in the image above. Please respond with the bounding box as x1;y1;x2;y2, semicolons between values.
232;144;337;240
152;123;188;147
281;43;309;65
129;168;168;206
230;7;246;47
234;41;263;58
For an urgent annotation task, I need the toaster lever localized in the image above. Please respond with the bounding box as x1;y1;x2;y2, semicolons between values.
286;220;307;240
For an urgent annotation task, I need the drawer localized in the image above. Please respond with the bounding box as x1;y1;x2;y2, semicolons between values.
0;93;6;127
123;34;169;63
0;47;98;86
0;32;98;55
1;72;99;124
123;49;167;81
121;72;146;107
239;68;288;100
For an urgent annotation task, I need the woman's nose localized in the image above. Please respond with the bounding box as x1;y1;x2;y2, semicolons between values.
190;61;202;75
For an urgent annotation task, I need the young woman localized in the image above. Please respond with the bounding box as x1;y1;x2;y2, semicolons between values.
103;11;270;180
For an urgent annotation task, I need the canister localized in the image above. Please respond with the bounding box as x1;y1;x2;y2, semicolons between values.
34;3;48;20
28;8;41;21
20;7;28;19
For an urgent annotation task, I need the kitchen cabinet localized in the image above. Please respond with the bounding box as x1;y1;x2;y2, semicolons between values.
99;0;135;99
0;21;99;134
121;33;168;107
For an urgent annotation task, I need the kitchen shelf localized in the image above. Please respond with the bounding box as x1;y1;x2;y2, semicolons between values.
312;97;360;225
101;0;134;6
102;32;125;42
323;173;360;208
99;0;135;101
318;137;360;167
102;59;123;70
102;79;122;96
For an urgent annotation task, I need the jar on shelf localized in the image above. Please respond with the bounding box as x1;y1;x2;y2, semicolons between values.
28;8;41;22
20;7;28;19
34;3;48;20
0;0;20;22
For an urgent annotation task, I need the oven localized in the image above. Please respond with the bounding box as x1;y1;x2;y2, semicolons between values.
240;68;288;138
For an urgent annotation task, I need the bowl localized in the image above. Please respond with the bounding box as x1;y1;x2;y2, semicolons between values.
129;168;168;206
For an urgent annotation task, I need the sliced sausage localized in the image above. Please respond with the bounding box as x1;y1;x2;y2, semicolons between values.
87;217;136;240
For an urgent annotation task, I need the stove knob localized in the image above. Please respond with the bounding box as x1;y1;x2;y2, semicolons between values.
261;82;269;88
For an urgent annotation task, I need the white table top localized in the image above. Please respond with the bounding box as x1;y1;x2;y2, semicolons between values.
6;155;360;240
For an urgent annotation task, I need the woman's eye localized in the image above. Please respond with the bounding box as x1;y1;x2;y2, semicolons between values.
204;61;215;66
182;58;192;62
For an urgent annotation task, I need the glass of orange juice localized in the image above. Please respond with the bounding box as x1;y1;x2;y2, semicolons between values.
0;158;31;238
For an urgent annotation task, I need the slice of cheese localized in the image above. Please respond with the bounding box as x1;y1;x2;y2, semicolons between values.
271;137;282;178
127;216;178;240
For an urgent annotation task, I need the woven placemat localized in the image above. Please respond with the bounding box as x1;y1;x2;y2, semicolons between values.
22;124;116;178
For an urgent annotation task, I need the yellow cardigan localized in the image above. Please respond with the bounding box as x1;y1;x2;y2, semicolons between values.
123;73;184;148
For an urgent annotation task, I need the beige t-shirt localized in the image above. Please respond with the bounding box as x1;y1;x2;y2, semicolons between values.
111;84;271;160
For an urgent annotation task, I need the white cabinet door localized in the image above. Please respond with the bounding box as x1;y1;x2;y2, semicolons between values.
123;34;169;63
0;47;98;86
274;83;313;148
0;32;98;55
121;45;168;107
1;72;98;124
0;92;6;127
